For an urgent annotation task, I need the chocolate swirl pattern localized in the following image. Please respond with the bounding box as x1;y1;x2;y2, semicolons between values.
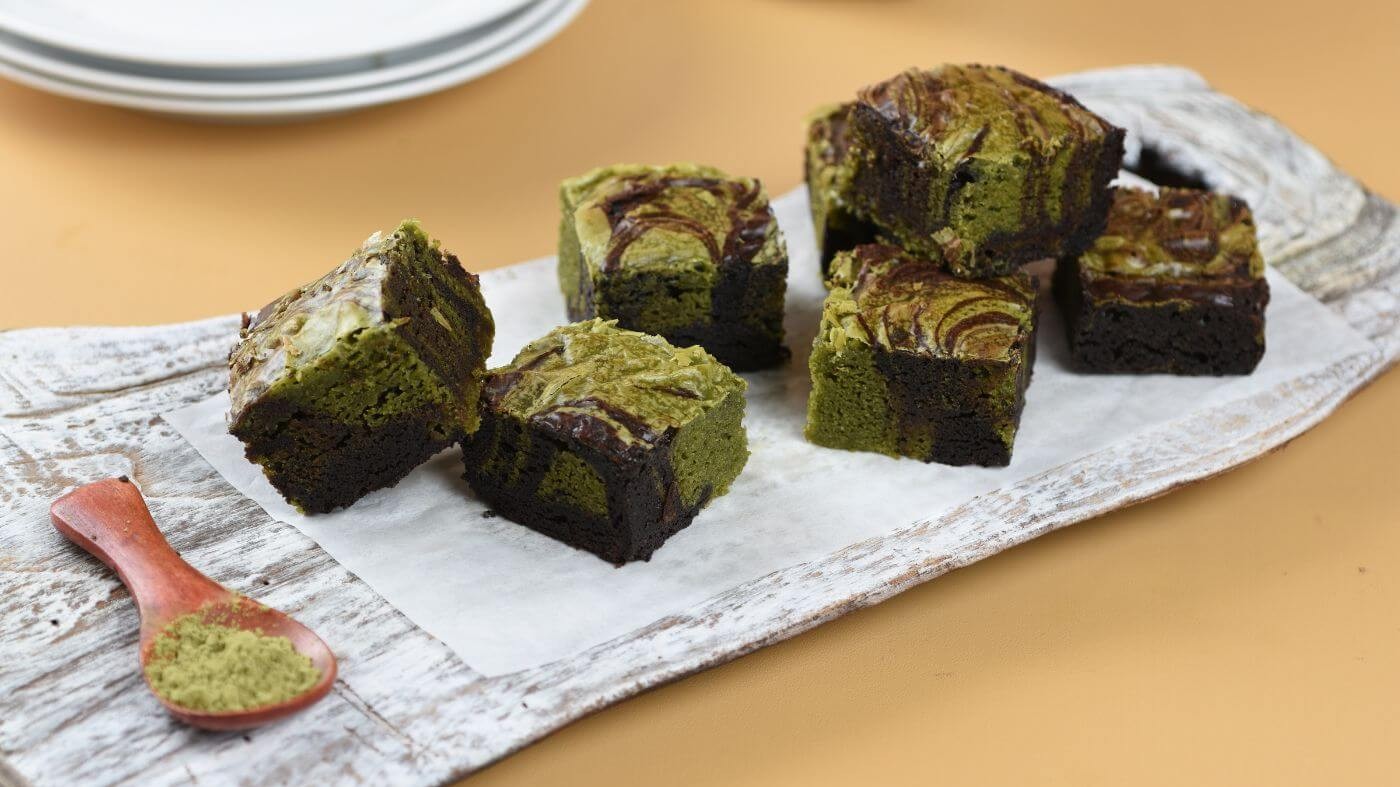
842;63;1126;277
484;319;743;454
826;244;1037;362
592;173;771;274
1088;187;1263;279
1053;186;1269;375
856;64;1113;163
557;162;789;372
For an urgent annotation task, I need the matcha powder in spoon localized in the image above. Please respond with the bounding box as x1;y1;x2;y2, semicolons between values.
144;608;322;713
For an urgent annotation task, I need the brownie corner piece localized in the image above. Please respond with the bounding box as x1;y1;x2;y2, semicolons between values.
846;63;1124;277
556;163;789;371
461;319;749;564
805;244;1038;466
805;102;880;279
228;220;495;513
1053;187;1270;375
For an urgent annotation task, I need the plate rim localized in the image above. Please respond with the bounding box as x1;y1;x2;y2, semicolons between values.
0;0;562;99
0;0;535;69
0;0;587;119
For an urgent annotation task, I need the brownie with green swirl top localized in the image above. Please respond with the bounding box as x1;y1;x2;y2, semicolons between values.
557;163;789;371
843;64;1124;278
460;319;748;564
1053;187;1269;375
228;221;494;513
805;244;1038;466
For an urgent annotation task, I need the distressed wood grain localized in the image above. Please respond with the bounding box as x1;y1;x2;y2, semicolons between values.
1;66;1397;787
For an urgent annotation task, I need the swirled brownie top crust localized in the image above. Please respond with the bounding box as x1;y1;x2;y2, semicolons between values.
562;163;784;275
1082;187;1264;280
855;64;1116;163
484;319;746;455
840;64;1125;277
822;244;1036;362
226;220;486;424
225;219;494;512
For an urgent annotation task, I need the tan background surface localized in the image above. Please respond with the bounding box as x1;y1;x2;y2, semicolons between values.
3;1;1398;784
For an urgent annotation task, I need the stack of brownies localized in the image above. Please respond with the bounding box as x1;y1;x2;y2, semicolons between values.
224;63;1271;565
803;63;1268;466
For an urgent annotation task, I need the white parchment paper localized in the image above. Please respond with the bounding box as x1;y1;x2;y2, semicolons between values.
166;188;1375;676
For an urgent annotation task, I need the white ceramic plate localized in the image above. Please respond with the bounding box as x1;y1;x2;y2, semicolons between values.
0;0;586;120
0;0;561;99
0;0;534;69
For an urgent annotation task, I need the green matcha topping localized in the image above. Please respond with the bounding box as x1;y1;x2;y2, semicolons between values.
837;64;1123;276
228;219;486;424
144;604;321;713
857;64;1112;163
1082;187;1264;280
821;245;1036;362
561;163;784;276
485;319;747;452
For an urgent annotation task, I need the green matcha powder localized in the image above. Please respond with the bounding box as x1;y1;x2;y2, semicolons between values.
144;607;321;712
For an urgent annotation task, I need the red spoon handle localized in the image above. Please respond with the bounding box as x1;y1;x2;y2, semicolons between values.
51;477;228;632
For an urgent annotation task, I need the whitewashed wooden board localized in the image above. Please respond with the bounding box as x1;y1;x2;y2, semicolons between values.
1;66;1397;787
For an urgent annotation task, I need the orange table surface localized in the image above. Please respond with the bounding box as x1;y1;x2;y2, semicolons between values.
3;1;1398;784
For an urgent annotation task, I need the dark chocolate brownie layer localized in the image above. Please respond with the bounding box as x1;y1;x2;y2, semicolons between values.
872;350;1037;466
462;406;716;564
1054;255;1268;375
244;402;452;514
1054;187;1269;375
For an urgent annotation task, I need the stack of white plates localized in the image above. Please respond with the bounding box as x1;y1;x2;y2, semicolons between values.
0;0;588;120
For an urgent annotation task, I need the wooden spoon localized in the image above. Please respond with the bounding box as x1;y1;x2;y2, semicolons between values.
50;476;337;731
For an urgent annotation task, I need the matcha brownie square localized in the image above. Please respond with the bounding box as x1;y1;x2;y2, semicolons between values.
805;244;1038;466
846;64;1125;278
228;220;494;513
461;319;748;564
1053;187;1269;374
805;103;879;279
558;163;789;371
